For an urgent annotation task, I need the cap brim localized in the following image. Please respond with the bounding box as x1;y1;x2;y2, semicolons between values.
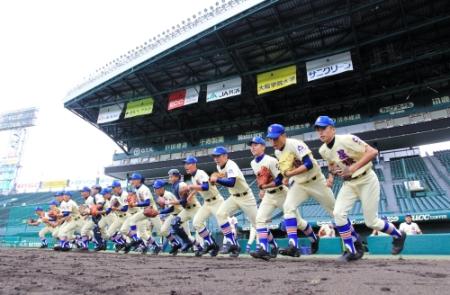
266;132;281;139
314;123;333;127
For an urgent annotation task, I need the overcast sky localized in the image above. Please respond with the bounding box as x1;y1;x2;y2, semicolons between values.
0;0;216;182
0;0;448;184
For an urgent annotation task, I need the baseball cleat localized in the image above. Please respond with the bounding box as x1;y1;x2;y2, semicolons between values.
114;243;124;253
123;243;133;254
202;242;218;255
311;237;320;254
229;244;240;257
181;241;193;252
337;251;363;262
391;231;407;255
250;248;271;261
141;245;149;255
39;244;48;249
209;243;220;257
279;245;300;257
269;246;278;258
152;244;162;255
220;242;232;254
53;245;61;251
169;243;181;256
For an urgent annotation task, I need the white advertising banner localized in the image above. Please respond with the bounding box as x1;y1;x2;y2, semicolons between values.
306;51;353;82
206;76;242;102
97;103;124;124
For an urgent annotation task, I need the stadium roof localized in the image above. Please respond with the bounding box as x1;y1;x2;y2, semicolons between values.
64;0;450;154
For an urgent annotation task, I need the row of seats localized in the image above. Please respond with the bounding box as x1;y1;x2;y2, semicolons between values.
434;150;450;173
390;156;429;180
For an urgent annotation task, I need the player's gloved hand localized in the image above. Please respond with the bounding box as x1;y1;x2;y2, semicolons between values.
336;165;355;178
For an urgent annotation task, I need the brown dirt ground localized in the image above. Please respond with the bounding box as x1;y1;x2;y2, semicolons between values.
0;248;449;295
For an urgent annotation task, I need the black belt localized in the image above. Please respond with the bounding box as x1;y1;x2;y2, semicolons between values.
267;186;284;194
185;204;197;209
345;171;367;181
205;196;217;202
304;176;317;184
233;191;248;197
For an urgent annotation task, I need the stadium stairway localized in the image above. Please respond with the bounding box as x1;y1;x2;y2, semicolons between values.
380;161;399;212
425;155;450;190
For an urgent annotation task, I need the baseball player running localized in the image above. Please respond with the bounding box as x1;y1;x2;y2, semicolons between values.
153;179;185;255
107;181;130;251
211;146;258;257
123;172;161;254
80;185;105;251
28;206;58;248
167;168;203;255
57;191;82;251
248;136;304;260
314;115;406;262
51;191;64;250
96;187;117;251
266;124;335;257
184;155;222;256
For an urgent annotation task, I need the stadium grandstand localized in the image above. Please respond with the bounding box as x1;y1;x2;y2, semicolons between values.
2;0;450;249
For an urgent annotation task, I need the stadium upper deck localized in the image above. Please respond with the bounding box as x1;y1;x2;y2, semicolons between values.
63;0;450;178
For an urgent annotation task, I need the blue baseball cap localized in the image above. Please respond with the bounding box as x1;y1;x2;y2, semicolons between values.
81;186;90;193
54;191;64;197
314;116;335;128
101;188;112;195
212;146;228;156
130;172;143;180
35;207;43;212
182;155;198;164
111;180;121;188
153;179;166;189
266;124;285;139
247;136;266;146
63;191;72;197
49;200;59;206
168;169;180;176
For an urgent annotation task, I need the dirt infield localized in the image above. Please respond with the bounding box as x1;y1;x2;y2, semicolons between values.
0;248;449;295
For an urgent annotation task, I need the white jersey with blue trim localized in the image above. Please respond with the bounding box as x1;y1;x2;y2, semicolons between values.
136;184;157;208
84;196;95;206
93;193;105;205
217;159;250;195
275;138;321;183
191;169;220;200
59;199;80;217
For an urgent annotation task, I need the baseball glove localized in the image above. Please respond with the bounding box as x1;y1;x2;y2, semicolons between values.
143;206;159;218
89;205;99;217
256;166;273;187
210;172;226;179
278;151;296;176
